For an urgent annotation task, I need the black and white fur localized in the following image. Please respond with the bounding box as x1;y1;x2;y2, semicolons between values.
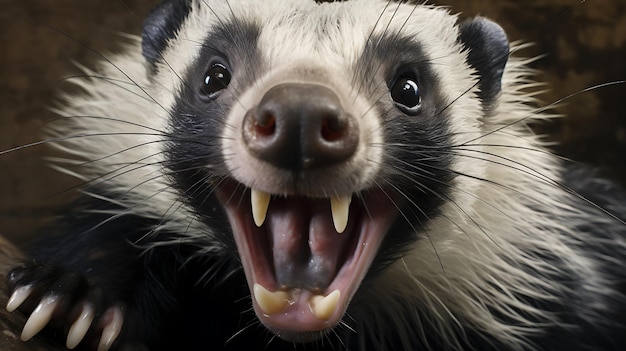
5;0;626;350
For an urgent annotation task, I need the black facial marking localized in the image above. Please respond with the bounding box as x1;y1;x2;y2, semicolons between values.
166;19;262;242
459;17;510;111
354;34;455;272
142;0;194;67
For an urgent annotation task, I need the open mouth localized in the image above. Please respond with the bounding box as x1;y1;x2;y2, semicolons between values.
215;181;399;340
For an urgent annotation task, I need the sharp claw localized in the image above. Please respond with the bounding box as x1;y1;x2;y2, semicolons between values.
21;295;60;341
97;306;124;351
66;303;95;349
6;285;33;313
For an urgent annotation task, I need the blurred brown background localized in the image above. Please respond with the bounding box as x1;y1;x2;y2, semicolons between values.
0;0;625;245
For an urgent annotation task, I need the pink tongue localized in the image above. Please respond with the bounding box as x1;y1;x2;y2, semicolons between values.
267;197;352;291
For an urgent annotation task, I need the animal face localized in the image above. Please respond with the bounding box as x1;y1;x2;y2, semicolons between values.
158;0;504;340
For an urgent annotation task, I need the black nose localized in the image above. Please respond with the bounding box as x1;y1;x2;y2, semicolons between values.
242;83;359;171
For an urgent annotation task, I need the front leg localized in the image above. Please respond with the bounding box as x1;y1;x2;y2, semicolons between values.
4;199;177;351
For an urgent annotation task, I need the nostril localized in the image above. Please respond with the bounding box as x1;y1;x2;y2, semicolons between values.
256;111;276;137
320;116;345;142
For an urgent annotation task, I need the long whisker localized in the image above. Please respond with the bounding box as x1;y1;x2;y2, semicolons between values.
37;23;169;113
459;81;626;146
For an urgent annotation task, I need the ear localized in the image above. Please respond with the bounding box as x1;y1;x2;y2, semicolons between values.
142;0;193;66
458;17;510;110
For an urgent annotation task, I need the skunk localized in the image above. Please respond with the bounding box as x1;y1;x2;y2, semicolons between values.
5;0;626;350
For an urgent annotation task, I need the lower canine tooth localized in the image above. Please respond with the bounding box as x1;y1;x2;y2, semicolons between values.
251;189;271;227
330;195;351;233
310;290;341;321
253;284;289;315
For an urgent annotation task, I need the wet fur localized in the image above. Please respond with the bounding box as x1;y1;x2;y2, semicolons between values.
6;0;626;350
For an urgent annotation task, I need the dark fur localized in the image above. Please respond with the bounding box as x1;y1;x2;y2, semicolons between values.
6;1;626;350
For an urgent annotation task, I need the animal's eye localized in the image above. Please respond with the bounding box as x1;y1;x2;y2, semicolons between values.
390;73;421;115
200;63;231;99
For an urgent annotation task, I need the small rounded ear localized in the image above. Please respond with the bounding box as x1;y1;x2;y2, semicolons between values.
142;0;193;67
458;17;510;110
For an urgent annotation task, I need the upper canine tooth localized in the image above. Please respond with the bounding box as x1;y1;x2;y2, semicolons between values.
253;284;289;315
310;290;341;321
251;189;271;227
330;195;351;233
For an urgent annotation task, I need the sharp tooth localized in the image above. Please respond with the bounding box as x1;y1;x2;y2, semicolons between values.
251;189;271;227
330;195;351;233
310;290;341;321
253;284;289;315
21;295;60;341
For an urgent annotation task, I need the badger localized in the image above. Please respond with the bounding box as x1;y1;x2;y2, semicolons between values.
4;0;626;350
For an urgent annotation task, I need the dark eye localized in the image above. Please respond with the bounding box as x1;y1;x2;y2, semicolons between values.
390;73;421;115
200;63;231;99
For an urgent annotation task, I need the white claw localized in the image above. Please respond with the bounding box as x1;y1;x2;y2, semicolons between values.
310;290;341;321
251;189;271;227
330;195;352;233
97;306;124;351
20;295;60;341
6;285;33;313
66;303;95;349
253;284;289;315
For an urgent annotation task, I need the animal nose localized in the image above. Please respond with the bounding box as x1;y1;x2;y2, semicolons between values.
242;83;359;171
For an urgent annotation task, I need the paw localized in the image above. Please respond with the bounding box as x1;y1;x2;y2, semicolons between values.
5;263;124;350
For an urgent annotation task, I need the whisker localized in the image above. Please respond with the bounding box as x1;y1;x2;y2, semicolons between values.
459;81;626;146
36;23;170;113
